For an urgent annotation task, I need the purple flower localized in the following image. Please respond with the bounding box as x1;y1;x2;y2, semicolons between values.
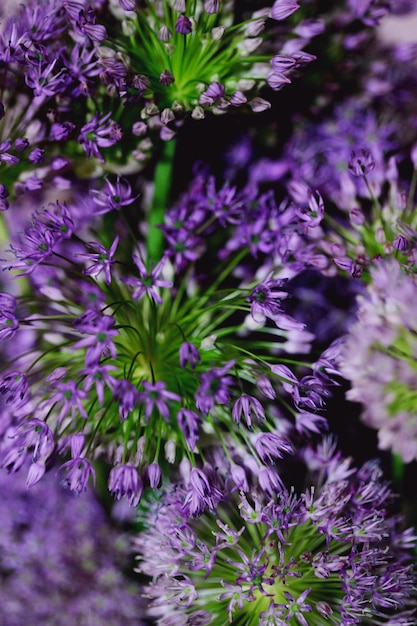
24;58;70;97
147;462;162;488
136;451;417;625
177;408;202;451
204;0;219;13
232;393;265;428
183;467;223;515
159;69;175;85
339;260;417;462
258;466;285;495
5;202;73;275
247;277;288;323
195;361;235;414
72;6;107;42
295;188;325;232
28;147;45;164
0;140;19;165
90;176;138;214
14;138;29;152
179;342;201;369
0;465;147;624
348;148;376;177
45;380;88;424
0;372;29;408
199;82;226;106
80;363;118;404
123;253;172;303
59;435;96;494
16;418;55;465
78;113;122;163
0;296;19;341
139;380;181;422
119;0;137;10
255;432;293;465
26;461;47;488
113;379;140;421
50;121;76;141
80;235;119;284
175;14;192;34
108;464;143;506
72;313;118;365
393;235;409;251
270;0;300;20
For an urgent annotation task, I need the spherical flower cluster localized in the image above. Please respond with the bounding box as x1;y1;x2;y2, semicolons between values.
339;259;417;463
135;442;416;625
0;0;317;185
0;466;146;625
0;173;335;504
111;0;315;137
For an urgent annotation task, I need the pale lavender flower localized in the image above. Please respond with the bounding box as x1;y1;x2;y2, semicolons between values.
339;259;417;462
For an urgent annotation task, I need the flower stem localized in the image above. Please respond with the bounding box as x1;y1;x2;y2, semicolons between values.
146;139;177;262
392;451;404;485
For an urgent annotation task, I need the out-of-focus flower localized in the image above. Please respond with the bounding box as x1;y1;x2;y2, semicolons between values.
339;259;417;463
0;466;146;625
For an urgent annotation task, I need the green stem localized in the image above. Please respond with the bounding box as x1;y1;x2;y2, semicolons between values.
146;139;177;262
392;452;404;485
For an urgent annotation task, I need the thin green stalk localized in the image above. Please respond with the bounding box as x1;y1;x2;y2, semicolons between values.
146;139;177;262
392;451;404;486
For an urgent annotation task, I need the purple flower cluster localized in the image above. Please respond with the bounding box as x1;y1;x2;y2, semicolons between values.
135;440;416;625
0;143;347;506
1;0;417;623
0;465;146;625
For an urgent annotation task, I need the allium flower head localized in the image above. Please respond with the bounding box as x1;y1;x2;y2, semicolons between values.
339;259;417;462
278;129;417;279
0;171;331;504
110;0;312;136
0;466;147;625
135;444;416;625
